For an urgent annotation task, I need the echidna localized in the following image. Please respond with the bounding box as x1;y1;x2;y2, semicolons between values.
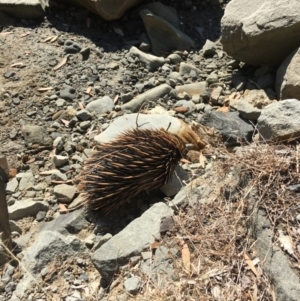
81;128;187;214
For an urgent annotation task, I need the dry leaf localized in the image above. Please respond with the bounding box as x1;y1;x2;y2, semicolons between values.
39;169;60;175
50;35;58;43
0;31;13;35
26;158;35;164
20;32;31;38
182;243;190;274
53;56;68;71
61;119;70;126
113;94;119;104
150;242;160;250
10;62;24;68
37;87;54;92
278;230;294;255
86;124;95;136
211;286;221;299
244;253;259;278
199;151;205;168
49;148;56;158
42;35;55;42
85;87;92;95
59;203;68;213
78;102;85;110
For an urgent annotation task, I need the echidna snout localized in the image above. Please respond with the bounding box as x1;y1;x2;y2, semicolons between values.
81;128;187;214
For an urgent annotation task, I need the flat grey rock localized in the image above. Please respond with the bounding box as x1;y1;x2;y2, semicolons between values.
0;0;48;19
92;202;173;284
53;184;77;204
86;96;114;114
121;84;172;112
140;9;194;56
94;113;182;144
199;111;253;146
12;230;87;300
257;98;300;141
40;208;89;235
22;125;52;147
8;200;49;220
252;210;300;301
129;46;165;72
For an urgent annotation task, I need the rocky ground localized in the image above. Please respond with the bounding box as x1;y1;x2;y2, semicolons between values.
0;1;300;301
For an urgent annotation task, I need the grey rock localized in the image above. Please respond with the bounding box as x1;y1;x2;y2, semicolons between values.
141;246;176;288
199;111;253;146
175;82;207;98
12;231;87;300
22;125;52;146
9;220;22;234
86;96;114;114
257;98;300;141
18;171;34;191
92;233;112;251
53;136;64;151
276;47;300;100
79;120;91;130
4;70;15;78
168;53;183;64
94;113;182;144
140;9;194;56
121;84;172;112
168;71;183;83
40;208;89;235
220;0;300;66
36;211;46;221
60;85;76;100
230;91;274;121
202;39;217;57
92;203;173;284
129;46;165;72
9;200;49;220
53;184;77;204
56;98;65;107
251;209;300;301
124;277;140;295
6;177;18;194
179;62;199;77
137;2;179;28
174;100;196;112
52;155;69;168
64;40;82;54
160;165;189;197
0;0;48;19
120;92;133;103
206;73;219;84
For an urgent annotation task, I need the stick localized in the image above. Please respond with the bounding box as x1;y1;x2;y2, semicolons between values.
0;174;12;253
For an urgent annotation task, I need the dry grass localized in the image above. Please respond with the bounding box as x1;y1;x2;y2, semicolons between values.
135;142;300;301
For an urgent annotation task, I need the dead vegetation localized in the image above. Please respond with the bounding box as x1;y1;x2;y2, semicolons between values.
132;141;300;301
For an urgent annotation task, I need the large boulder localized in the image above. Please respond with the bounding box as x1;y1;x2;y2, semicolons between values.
0;0;48;19
257;99;300;141
276;47;300;100
59;0;145;21
220;0;300;66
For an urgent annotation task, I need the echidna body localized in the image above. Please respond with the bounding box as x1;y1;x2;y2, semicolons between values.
81;128;187;214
